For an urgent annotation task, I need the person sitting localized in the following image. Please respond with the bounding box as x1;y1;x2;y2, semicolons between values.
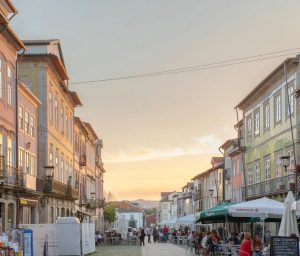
252;233;263;256
202;232;212;256
227;233;240;245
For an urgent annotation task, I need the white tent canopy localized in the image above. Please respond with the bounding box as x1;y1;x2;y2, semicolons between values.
162;218;177;226
278;191;300;237
176;214;195;225
228;197;284;219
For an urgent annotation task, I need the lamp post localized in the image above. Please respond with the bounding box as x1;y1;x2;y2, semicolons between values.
45;165;54;193
209;188;214;208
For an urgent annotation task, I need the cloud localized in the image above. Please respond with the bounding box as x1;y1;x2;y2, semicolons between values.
102;134;222;164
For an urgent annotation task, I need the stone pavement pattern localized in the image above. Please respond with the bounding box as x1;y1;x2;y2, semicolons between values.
95;242;187;256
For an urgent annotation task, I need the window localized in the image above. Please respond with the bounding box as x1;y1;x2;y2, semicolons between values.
55;98;58;128
287;84;295;116
49;144;53;166
263;102;270;130
61;154;64;183
254;110;260;136
61;105;64;133
246;115;252;143
274;94;281;123
25;152;30;173
18;148;24;171
264;157;271;180
55;150;59;180
7;67;13;105
0;58;3;98
49;93;53;122
247;164;253;185
66;113;69;139
18;106;24;130
254;161;260;183
6;138;12;167
69;114;72;143
30;115;35;137
30;155;35;176
25;111;30;134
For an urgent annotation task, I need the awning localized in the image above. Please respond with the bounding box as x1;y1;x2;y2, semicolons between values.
197;202;237;224
176;214;195;225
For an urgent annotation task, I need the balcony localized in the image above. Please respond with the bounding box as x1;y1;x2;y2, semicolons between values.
244;174;295;200
79;155;86;167
0;165;23;188
97;198;105;208
86;198;97;209
36;178;79;200
194;189;202;200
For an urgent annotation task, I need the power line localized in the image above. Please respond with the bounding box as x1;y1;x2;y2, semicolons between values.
70;48;300;85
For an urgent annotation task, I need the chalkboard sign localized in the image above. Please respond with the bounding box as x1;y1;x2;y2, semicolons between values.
270;236;299;256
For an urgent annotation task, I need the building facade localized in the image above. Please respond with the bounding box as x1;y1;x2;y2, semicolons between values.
17;81;41;224
236;57;300;201
0;0;25;233
18;40;81;223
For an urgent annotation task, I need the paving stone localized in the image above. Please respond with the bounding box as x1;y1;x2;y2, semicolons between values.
95;242;188;256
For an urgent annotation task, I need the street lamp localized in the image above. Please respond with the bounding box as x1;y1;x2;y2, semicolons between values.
44;165;54;193
208;188;214;208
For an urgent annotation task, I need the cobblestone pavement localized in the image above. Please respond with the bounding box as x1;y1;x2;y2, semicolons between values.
95;242;187;256
94;244;142;256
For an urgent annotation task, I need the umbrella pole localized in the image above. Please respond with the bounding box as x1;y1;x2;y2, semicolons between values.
262;218;265;245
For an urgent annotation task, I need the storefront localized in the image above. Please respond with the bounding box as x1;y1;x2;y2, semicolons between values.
18;198;38;225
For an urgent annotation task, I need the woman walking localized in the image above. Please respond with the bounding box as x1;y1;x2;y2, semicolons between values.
138;228;145;246
240;232;252;256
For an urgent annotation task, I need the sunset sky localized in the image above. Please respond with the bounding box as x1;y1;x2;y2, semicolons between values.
12;0;300;200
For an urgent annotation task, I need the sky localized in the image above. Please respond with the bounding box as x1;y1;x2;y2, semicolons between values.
11;0;300;200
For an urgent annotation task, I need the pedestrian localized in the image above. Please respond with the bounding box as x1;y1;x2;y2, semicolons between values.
145;226;151;243
201;232;212;256
153;227;158;243
162;225;169;242
138;228;145;246
240;232;252;256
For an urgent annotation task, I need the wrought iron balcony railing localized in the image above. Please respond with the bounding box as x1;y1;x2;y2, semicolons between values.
86;198;97;209
36;177;79;200
244;174;295;200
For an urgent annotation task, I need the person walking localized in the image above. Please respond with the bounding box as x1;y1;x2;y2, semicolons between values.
240;232;252;256
146;226;152;243
162;225;169;242
153;227;158;243
138;228;145;246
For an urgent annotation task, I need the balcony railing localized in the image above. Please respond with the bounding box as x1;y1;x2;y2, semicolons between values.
97;198;105;208
86;198;97;209
36;177;79;199
0;165;24;187
244;174;295;200
194;189;202;199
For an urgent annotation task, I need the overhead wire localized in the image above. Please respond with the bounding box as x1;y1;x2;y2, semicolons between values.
70;47;300;85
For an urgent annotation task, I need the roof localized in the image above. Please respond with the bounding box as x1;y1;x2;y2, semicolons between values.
109;201;144;213
4;0;17;15
0;11;25;50
83;122;99;141
219;139;235;150
211;157;224;166
23;39;66;67
18;81;41;105
69;91;82;107
235;57;297;109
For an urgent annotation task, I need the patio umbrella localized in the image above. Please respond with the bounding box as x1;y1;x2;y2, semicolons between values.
278;191;300;237
176;214;195;225
197;202;237;224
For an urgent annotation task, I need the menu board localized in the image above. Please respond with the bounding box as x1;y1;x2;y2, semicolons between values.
270;236;299;256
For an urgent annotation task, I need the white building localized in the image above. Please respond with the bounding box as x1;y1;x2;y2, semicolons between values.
110;201;144;233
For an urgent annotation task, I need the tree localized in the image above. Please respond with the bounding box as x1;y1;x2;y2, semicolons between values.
104;205;116;224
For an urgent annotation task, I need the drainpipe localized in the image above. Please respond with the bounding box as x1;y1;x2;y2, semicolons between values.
15;49;26;227
218;147;226;202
